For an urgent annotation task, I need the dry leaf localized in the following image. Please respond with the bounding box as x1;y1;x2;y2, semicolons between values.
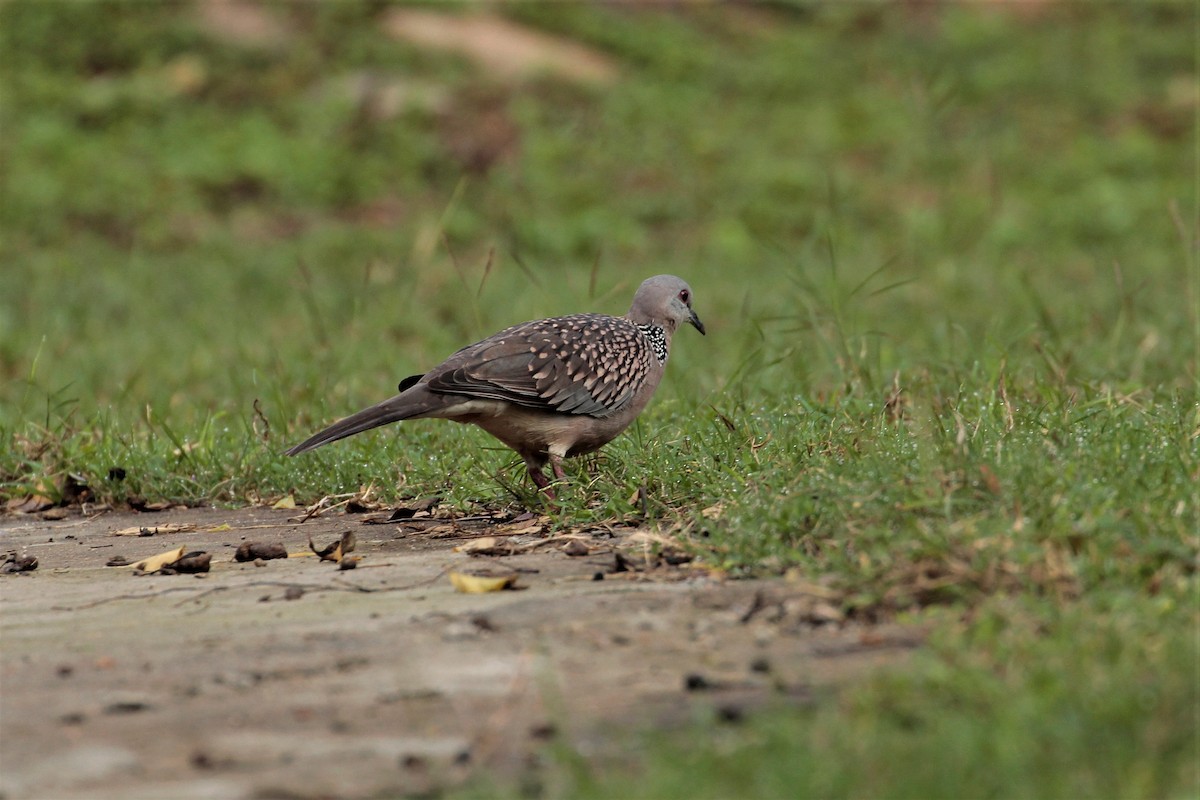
701;502;725;520
453;537;522;556
625;531;680;548
172;442;201;457
342;483;382;514
309;530;356;562
127;497;171;512
113;523;197;537
6;495;55;514
809;601;845;624
381;10;617;85
449;570;518;594
979;464;1003;495
386;496;442;520
454;536;500;554
2;553;38;573
615;531;694;571
196;0;292;48
131;546;186;574
561;539;590;557
272;495;297;510
345;498;380;514
501;522;544;536
234;542;288;562
169;552;212;574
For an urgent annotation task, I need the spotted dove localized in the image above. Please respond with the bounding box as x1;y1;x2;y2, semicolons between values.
286;275;705;495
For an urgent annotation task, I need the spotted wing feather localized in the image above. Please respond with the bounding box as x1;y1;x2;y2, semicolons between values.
425;314;652;417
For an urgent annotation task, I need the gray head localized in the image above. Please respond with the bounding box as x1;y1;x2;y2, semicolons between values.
626;275;705;335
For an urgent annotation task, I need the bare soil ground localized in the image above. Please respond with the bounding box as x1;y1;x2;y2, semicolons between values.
1;505;920;799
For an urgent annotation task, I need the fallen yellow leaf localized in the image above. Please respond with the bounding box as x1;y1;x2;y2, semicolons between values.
131;546;186;573
272;495;297;510
309;530;356;562
449;570;518;594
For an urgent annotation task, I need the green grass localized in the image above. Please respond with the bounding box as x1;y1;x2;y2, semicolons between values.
1;2;1196;797
539;594;1196;800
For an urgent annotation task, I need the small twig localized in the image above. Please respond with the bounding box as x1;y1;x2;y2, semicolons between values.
52;586;212;611
523;533;604;552
291;487;379;523
739;589;768;624
203;523;298;532
57;511;116;528
0;510;112;533
175;580;381;607
441;528;546;540
175;572;452;606
293;494;334;523
252;398;270;442
393;515;496;527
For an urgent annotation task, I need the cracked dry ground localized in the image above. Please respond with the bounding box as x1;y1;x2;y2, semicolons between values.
1;505;920;799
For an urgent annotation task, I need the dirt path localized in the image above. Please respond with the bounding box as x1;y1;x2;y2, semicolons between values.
1;506;919;799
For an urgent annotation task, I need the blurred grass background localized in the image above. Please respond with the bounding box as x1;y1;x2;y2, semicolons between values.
1;2;1197;796
2;2;1193;440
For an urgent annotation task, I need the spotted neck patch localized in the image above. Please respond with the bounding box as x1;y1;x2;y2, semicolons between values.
637;323;669;364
